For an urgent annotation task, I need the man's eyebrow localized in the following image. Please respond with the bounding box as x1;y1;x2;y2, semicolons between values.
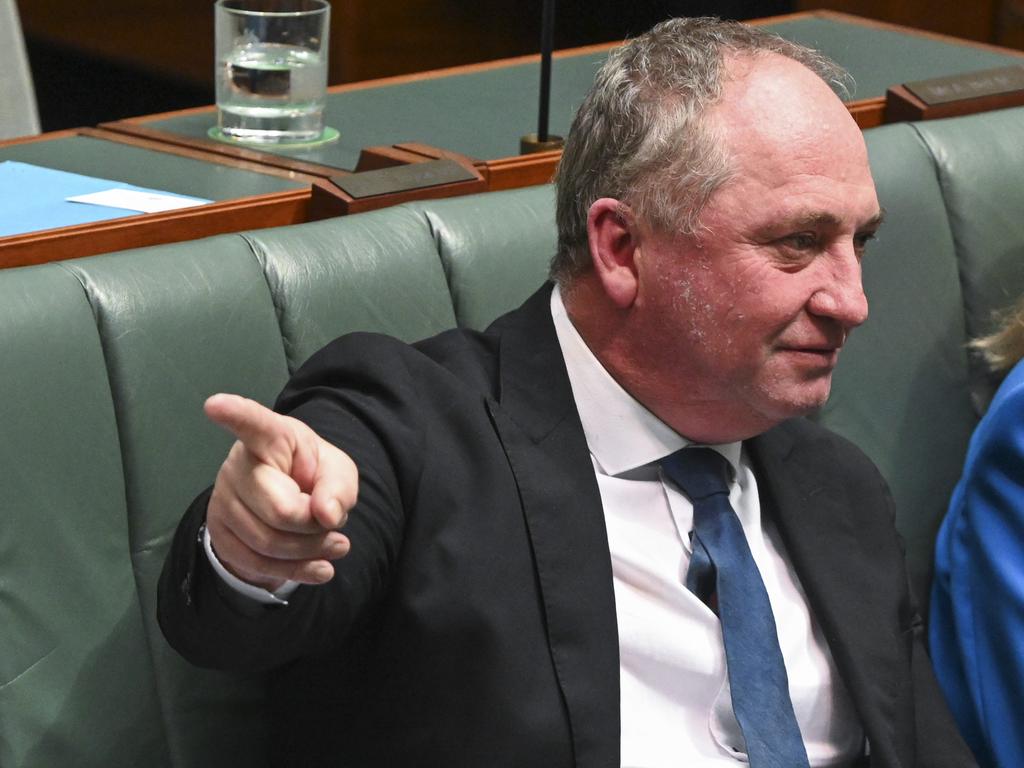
860;209;886;231
792;212;843;228
787;209;887;230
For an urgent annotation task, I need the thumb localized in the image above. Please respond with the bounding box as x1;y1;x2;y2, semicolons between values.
309;438;359;529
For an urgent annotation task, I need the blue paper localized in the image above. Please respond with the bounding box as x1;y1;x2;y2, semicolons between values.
0;161;212;237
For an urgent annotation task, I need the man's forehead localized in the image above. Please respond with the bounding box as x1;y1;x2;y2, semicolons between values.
705;58;873;193
712;53;860;150
719;51;833;107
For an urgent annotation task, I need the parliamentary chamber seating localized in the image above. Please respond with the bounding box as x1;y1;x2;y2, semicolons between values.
2;105;1023;767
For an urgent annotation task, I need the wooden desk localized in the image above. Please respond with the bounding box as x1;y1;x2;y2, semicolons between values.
101;42;613;192
102;11;1024;198
0;129;334;268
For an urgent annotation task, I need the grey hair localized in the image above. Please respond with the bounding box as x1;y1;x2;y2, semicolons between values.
551;16;851;285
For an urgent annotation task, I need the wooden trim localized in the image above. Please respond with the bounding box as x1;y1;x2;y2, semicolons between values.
83;128;331;184
846;98;887;129
746;10;822;25
99;122;352;178
346;141;558;191
391;142;481;165
309;170;486;217
0;129;81;148
355;145;435;171
0;188;315;269
479;150;561;191
885;82;1024;122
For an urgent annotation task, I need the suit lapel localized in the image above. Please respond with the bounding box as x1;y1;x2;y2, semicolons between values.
748;426;902;767
485;285;620;768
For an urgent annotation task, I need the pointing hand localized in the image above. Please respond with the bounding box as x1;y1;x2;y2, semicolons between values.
203;393;358;592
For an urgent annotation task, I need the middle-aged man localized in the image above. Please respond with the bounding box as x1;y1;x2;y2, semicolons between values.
159;17;976;768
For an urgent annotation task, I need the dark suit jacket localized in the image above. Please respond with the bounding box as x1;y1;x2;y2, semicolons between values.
159;285;974;767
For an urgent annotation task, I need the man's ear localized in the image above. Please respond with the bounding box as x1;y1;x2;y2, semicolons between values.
586;198;640;309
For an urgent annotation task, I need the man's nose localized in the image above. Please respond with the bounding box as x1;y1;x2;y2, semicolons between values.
808;251;869;329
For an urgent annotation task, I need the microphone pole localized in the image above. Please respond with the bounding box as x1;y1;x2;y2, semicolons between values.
520;0;564;154
538;0;555;142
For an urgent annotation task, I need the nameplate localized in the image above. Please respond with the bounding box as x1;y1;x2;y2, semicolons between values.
904;65;1024;106
332;159;478;199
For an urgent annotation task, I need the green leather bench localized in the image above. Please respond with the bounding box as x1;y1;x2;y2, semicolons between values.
3;105;1023;767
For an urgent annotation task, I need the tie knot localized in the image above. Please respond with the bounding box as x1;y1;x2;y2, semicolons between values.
661;447;732;501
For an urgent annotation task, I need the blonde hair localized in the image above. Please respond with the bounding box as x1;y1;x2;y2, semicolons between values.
973;295;1024;375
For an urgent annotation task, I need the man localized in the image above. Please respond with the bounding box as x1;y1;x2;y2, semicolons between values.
159;17;975;768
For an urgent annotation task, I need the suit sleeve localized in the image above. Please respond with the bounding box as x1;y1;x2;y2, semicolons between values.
860;444;977;767
863;454;977;767
929;377;1024;768
910;624;980;767
158;334;424;671
859;455;978;767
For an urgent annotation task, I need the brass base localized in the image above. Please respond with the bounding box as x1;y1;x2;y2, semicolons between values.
520;133;565;154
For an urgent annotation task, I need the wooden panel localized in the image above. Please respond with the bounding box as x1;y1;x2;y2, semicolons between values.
19;0;216;86
997;0;1024;48
331;0;538;84
796;0;998;44
17;0;544;88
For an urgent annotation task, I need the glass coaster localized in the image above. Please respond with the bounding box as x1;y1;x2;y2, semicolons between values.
207;126;340;149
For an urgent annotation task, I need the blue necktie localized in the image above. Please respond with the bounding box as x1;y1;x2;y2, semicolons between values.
661;447;810;768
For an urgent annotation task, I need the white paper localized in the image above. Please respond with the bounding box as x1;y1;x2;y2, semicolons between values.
66;188;208;213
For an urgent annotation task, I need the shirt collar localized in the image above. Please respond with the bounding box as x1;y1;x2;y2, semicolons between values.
550;285;742;478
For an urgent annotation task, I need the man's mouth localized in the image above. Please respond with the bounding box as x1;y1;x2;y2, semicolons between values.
779;345;841;365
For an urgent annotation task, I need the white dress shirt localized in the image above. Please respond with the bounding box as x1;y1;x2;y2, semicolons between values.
209;287;864;765
550;286;863;767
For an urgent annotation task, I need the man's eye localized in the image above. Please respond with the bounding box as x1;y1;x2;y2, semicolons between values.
854;231;877;253
782;232;818;251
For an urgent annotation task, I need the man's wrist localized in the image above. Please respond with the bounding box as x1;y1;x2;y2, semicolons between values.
201;523;299;605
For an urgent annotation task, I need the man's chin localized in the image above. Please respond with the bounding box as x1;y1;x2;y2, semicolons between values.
763;380;833;421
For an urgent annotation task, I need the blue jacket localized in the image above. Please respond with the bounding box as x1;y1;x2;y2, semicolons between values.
931;358;1024;768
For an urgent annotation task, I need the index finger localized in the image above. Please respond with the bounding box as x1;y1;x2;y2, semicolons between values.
205;393;313;475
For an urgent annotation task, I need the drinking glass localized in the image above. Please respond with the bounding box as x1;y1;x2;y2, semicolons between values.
214;0;330;144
